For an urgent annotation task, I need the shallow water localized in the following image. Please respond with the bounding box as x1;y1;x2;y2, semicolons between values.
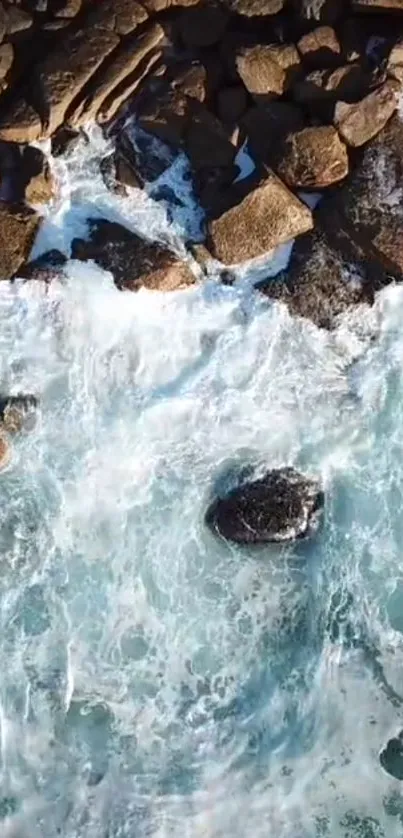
0;125;403;837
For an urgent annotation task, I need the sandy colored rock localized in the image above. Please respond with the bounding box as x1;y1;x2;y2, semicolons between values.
387;39;403;83
0;434;10;470
23;147;54;204
208;171;313;265
277;126;349;189
223;0;284;14
54;0;82;17
0;98;42;143
297;26;341;67
236;44;300;102
72;219;196;292
0;43;13;80
334;79;399;147
0;202;41;279
97;49;163;124
5;5;32;34
352;0;403;11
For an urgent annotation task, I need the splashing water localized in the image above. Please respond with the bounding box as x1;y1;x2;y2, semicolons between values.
0;125;403;838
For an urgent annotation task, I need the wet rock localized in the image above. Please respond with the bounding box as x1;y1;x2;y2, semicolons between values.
23;146;54;204
0;434;10;470
208;170;313;265
333;113;403;276
260;206;396;328
297;26;341;68
178;3;228;48
205;467;324;544
217;85;248;125
236;44;301;102
19;249;66;282
277;126;349;189
387;39;403;83
222;0;284;14
0;202;41;279
0;394;38;433
51;125;81;157
380;733;403;781
72;219;196;292
334;79;399;146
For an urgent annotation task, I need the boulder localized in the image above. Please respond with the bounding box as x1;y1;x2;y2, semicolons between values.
333;114;403;276
297;26;341;68
170;62;208;103
178;3;228;48
54;0;82;17
205;467;324;544
334;79;399;146
5;5;32;35
72;220;196;292
0;97;42;143
236;44;301;102
184;107;236;170
380;733;403;781
0;202;41;279
23;146;54;204
0;43;14;81
138;89;190;146
242;101;305;166
18;249;67;282
276;126;349;189
294;64;372;119
208;170;313;265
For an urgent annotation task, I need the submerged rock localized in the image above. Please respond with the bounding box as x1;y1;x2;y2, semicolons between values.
205;467;324;544
380;733;403;781
0;394;38;433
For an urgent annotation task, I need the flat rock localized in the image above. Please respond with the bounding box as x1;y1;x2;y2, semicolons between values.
277;125;349;189
334;113;403;276
208;170;313;265
205;467;324;544
334;79;399;146
236;44;300;102
297;26;341;68
72;220;196;292
0;202;41;279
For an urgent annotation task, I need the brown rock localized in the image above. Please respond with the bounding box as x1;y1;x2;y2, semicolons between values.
0;42;13;79
170;62;208;102
0;202;41;279
0;98;41;143
334;79;399;147
223;0;284;15
138;89;189;146
242;101;304;165
236;44;300;102
0;434;10;470
352;0;403;11
23;147;54;204
99;0;149;36
98;50;163;124
54;0;82;16
387;39;403;83
208;171;313;265
178;3;228;48
294;63;373;118
141;0;199;11
334;114;403;276
297;26;341;68
72;220;196;292
5;5;32;34
19;249;67;282
217;85;248;124
0;4;6;43
277;126;349;189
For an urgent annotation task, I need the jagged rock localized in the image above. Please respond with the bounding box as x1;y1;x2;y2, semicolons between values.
19;249;66;282
51;125;81;157
242;101;304;165
334;78;399;146
236;44;301;102
222;0;285;15
380;733;403;781
178;3;228;47
72;220;196;292
387;39;403;82
333;114;403;276
137;89;189;146
0;97;42;143
23;146;54;204
5;5;32;34
260;211;394;328
352;0;403;11
294;63;372;118
297;26;341;67
277;126;349;188
208;170;313;265
170;62;208;102
205;467;324;544
0;202;41;279
0;43;13;80
217;85;248;124
69;23;164;126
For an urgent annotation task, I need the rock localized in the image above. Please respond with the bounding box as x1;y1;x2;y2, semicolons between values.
205;467;324;544
260;211;394;328
0;3;6;43
0;43;13;80
0;394;38;433
184;106;236;170
292;0;346;23
217;85;248;124
236;44;301;102
141;0;199;11
352;0;403;11
72;220;196;292
51;125;81;157
23;146;54;204
333;114;403;276
277;126;349;189
19;249;66;282
97;49;163;124
0;202;41;279
294;64;372;118
242;101;305;165
297;26;341;68
208;170;313;265
0;97;42;143
170;62;208;103
5;5;32;34
222;0;284;14
138;89;189;146
380;733;403;781
178;3;228;48
334;79;399;146
54;0;82;16
387;39;403;83
0;434;10;470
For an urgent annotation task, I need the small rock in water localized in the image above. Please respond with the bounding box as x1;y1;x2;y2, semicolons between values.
380;733;403;780
0;395;38;433
205;467;324;544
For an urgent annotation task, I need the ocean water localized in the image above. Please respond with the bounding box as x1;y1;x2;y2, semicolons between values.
0;125;403;837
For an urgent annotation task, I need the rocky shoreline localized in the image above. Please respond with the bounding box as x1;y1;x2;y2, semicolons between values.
0;0;402;325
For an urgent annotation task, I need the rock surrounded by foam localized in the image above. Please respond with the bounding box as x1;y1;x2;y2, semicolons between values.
205;467;324;544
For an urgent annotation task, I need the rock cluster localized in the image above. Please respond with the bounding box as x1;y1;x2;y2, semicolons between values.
0;0;400;311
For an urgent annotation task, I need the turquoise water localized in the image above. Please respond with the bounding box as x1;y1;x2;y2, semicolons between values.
0;128;403;837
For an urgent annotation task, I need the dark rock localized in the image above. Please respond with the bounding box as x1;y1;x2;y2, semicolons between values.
353;0;403;11
276;126;349;189
236;44;301;102
138;89;190;146
194;163;239;213
334;78;399;146
184;106;236;170
178;3;228;48
0;43;13;80
221;0;284;14
242;101;305;166
19;249;66;282
380;733;403;781
170;62;208;103
5;5;32;34
216;85;248;125
294;63;372;118
205;467;324;544
208;170;313;265
297;26;341;68
292;0;346;24
51;125;81;157
54;0;82;16
72;219;196;292
0;202;41;279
